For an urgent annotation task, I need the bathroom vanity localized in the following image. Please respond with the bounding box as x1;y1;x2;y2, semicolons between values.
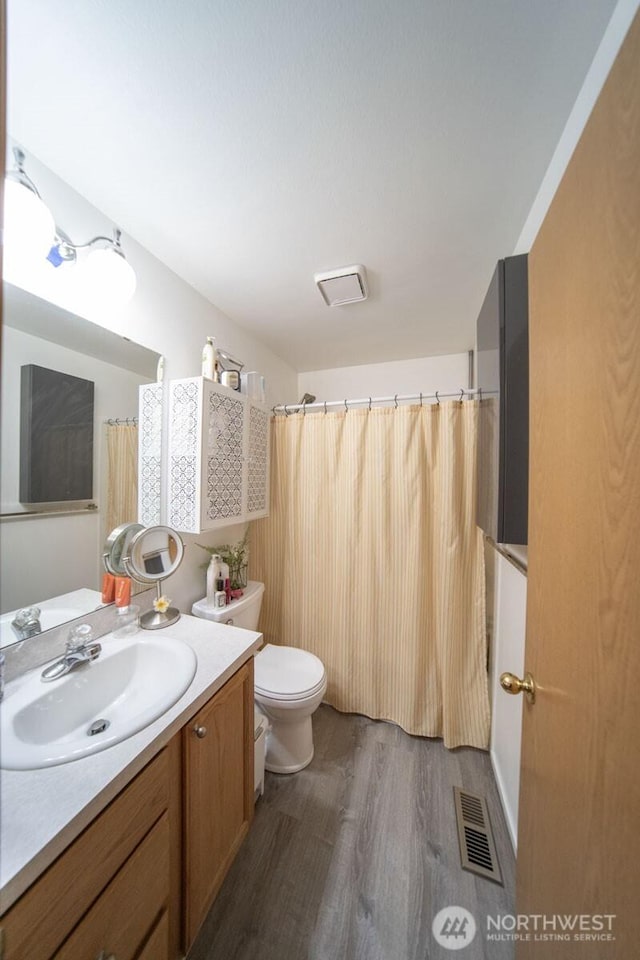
0;615;261;959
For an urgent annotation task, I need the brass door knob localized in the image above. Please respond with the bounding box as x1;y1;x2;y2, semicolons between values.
194;725;207;739
500;671;536;704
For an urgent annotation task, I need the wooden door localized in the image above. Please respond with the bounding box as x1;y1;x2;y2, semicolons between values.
516;11;640;957
183;660;254;951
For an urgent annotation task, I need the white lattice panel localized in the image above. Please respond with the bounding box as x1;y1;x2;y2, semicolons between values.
168;379;201;533
138;382;163;526
205;388;244;523
247;403;269;517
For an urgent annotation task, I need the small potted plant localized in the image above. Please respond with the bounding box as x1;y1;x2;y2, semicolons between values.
197;532;249;597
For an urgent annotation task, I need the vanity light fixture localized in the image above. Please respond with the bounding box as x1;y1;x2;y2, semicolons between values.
4;147;56;266
50;226;137;305
4;146;137;306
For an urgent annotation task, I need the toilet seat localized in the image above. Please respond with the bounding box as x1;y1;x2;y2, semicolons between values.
254;643;326;702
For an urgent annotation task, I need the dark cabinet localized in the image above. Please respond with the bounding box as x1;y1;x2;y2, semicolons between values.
476;253;529;545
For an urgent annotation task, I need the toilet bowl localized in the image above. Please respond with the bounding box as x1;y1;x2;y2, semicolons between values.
191;581;326;774
254;643;327;773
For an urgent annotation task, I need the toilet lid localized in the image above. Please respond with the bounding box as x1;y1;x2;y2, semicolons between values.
254;644;326;700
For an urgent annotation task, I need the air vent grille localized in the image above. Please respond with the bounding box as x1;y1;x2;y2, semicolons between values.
453;787;502;884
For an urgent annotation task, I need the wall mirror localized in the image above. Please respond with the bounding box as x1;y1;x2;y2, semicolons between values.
0;281;160;649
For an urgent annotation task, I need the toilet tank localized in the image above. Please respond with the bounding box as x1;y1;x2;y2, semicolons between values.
191;580;264;630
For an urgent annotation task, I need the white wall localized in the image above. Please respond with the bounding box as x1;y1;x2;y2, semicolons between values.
5;147;299;613
298;352;469;403
0;326;144;612
489;549;527;850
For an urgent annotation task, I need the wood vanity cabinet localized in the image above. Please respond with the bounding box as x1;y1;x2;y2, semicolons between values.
0;660;255;960
182;658;254;951
0;741;181;960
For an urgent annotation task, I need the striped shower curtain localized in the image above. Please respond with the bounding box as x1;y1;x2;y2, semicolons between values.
249;401;489;749
105;422;139;535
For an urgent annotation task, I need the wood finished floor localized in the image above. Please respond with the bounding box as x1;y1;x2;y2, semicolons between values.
188;705;515;960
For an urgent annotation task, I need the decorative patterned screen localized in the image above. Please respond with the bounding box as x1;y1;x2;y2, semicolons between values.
205;390;244;522
247;404;269;516
138;382;163;526
168;379;200;532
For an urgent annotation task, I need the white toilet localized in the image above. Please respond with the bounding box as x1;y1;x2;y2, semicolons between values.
192;581;327;774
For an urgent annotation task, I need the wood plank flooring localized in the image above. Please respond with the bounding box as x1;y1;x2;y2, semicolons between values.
188;705;515;960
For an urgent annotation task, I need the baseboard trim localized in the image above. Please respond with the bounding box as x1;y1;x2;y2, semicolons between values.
490;750;518;855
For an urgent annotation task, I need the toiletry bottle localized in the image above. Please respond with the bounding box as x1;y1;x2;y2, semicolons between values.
215;577;226;608
202;337;217;380
206;555;221;605
114;576;131;610
101;572;116;603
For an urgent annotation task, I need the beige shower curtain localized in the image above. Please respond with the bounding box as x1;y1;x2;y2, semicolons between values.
105;422;139;534
250;401;489;749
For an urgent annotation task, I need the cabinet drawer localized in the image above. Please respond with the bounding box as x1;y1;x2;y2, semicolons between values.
138;910;170;960
1;748;170;960
54;814;170;960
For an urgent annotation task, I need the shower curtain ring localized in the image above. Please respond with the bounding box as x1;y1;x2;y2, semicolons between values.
459;389;464;403
324;401;327;415
284;404;289;416
344;399;348;413
394;395;398;409
419;392;423;407
368;397;372;412
435;391;440;405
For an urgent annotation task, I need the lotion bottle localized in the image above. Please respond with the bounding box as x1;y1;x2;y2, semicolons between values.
202;337;217;380
215;577;226;608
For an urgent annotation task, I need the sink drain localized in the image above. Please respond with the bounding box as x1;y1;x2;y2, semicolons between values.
87;718;110;737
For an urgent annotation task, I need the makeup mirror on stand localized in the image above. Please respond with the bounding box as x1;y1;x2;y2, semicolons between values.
122;525;184;629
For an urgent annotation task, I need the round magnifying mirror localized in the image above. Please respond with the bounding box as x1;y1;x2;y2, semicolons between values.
103;522;145;576
123;525;184;629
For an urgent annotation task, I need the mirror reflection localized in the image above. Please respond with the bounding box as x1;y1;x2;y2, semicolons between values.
0;282;160;649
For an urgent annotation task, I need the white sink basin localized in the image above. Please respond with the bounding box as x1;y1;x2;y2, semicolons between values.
0;635;197;769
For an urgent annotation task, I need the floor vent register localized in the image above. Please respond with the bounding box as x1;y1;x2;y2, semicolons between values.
453;787;503;885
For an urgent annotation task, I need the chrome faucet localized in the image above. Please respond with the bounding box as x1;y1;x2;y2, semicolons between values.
11;606;42;641
41;624;102;682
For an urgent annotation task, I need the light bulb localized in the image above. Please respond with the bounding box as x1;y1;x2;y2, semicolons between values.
3;179;55;266
81;246;137;306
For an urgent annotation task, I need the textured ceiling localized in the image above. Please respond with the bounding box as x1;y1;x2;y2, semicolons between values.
7;0;618;371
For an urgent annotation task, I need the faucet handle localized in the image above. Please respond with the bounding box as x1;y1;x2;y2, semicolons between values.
66;623;95;652
12;606;41;627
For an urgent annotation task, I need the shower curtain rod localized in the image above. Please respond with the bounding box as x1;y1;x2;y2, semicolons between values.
104;417;139;425
272;388;481;415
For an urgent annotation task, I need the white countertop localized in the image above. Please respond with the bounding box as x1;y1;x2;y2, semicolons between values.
0;614;262;914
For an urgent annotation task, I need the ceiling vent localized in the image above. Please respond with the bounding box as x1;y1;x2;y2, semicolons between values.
314;264;368;306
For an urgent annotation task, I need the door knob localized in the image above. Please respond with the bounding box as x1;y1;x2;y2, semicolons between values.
194;724;207;739
500;671;536;704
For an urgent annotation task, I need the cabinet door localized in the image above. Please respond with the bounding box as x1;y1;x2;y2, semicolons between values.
183;660;254;950
54;815;170;960
138;381;164;527
245;402;270;520
202;381;246;530
167;377;203;534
